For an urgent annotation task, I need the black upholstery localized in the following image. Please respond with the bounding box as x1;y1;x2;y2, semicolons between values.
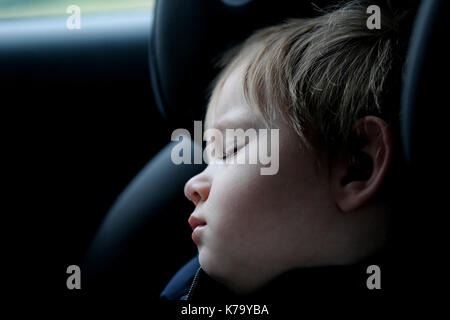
401;0;448;178
398;0;449;293
83;138;206;296
149;0;317;127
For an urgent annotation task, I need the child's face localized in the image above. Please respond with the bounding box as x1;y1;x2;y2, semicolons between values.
184;63;342;294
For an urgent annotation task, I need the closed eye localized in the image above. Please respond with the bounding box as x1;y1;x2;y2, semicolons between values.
221;145;239;160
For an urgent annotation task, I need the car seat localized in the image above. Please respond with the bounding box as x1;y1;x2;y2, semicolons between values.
83;0;447;299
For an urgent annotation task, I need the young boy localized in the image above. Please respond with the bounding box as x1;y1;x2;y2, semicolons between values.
161;0;415;302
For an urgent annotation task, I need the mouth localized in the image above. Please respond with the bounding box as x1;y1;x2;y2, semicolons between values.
188;215;206;230
188;215;206;245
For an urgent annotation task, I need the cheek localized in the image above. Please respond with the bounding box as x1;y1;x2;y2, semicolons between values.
202;134;329;257
210;166;263;231
206;164;288;254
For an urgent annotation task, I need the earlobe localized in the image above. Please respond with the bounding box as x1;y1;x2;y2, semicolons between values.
331;116;393;212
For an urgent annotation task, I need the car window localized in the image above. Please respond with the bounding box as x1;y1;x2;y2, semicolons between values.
0;0;155;20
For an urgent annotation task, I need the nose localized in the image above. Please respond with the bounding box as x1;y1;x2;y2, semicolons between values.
184;172;211;206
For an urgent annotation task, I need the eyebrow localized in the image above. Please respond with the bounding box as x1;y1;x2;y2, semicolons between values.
205;105;257;131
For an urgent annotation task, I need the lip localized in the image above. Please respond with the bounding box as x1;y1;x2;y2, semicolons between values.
188;215;206;245
188;215;206;230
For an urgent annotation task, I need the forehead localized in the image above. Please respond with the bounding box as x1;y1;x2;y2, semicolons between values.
205;62;260;131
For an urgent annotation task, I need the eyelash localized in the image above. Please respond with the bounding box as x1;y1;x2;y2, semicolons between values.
221;145;239;160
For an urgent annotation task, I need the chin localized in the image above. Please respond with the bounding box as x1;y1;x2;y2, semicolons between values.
199;248;231;281
198;247;218;273
199;249;271;295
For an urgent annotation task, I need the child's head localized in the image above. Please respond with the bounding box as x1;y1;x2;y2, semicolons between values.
184;1;411;294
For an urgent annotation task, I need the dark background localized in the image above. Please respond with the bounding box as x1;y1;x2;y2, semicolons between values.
1;15;184;300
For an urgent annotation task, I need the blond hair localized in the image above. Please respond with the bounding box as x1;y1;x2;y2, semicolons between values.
207;0;415;155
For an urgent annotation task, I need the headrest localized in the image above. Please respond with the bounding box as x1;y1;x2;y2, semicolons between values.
149;0;321;127
398;0;449;283
401;0;449;179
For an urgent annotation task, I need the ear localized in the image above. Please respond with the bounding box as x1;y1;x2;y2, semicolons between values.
330;116;393;212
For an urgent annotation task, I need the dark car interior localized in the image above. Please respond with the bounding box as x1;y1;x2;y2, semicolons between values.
6;0;448;308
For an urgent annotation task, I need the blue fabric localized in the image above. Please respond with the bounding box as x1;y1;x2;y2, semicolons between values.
160;255;200;300
161;252;389;302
